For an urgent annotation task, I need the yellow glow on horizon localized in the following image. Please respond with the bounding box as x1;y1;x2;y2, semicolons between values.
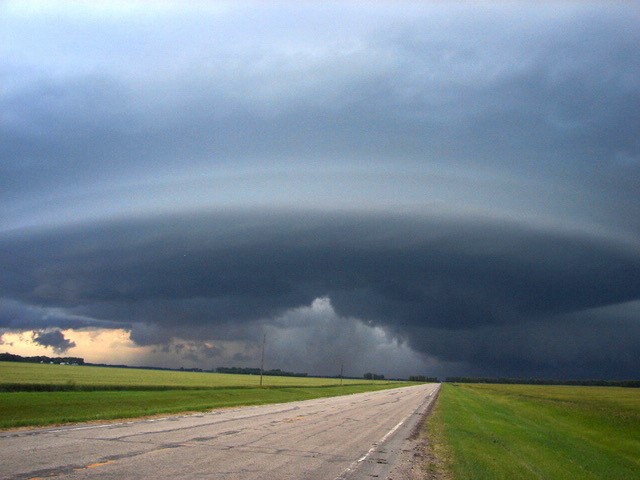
0;329;151;365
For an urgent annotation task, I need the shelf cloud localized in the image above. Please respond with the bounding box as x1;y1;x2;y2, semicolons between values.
1;2;639;378
2;211;639;377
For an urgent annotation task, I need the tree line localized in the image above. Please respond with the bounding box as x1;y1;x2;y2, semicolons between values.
0;353;309;376
216;367;308;377
408;375;439;382
0;352;84;365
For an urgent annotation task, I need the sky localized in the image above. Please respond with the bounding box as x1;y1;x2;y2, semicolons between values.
1;1;640;379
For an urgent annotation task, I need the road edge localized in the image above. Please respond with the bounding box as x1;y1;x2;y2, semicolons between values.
335;383;441;480
387;383;445;480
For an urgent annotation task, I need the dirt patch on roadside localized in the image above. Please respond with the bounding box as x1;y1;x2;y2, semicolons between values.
388;386;451;480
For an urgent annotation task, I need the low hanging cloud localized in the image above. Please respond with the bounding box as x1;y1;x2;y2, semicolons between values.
32;329;76;354
0;298;129;331
131;297;430;378
1;210;639;378
262;297;429;378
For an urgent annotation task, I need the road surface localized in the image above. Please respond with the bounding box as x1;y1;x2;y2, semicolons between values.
0;383;439;479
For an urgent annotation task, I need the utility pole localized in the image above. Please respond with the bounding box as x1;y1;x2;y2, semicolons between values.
259;333;266;388
340;363;344;386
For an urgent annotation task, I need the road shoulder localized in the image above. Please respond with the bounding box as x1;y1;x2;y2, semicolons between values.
388;384;449;480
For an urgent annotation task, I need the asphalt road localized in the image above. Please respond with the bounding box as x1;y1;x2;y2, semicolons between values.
0;383;439;480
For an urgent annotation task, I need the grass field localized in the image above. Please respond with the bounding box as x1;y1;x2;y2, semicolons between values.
426;383;640;480
0;361;376;389
0;361;410;429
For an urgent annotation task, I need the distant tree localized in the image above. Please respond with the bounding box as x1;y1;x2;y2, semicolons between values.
0;352;84;365
215;366;307;377
409;375;439;382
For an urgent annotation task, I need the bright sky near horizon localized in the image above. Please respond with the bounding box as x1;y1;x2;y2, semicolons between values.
2;1;640;379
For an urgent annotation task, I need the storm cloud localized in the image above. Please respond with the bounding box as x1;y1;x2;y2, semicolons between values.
2;3;639;233
32;329;76;354
1;2;639;378
1;211;639;377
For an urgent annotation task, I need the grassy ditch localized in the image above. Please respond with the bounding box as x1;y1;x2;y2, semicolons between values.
426;383;640;479
0;362;410;429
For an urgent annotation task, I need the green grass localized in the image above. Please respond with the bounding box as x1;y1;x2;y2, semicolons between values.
427;383;640;480
0;362;410;429
0;384;406;429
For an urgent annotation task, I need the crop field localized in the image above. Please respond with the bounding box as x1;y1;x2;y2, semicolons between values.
0;361;409;429
0;361;381;389
426;383;640;479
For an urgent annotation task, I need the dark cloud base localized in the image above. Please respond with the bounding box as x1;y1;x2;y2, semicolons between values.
1;210;639;378
32;329;76;354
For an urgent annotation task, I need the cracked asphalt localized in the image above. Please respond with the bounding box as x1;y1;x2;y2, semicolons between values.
0;383;439;479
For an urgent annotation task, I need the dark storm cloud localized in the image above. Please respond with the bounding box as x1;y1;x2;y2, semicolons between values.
1;3;640;377
169;341;223;364
0;298;129;331
262;297;426;379
1;211;639;377
32;329;76;354
2;4;639;234
405;308;640;380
